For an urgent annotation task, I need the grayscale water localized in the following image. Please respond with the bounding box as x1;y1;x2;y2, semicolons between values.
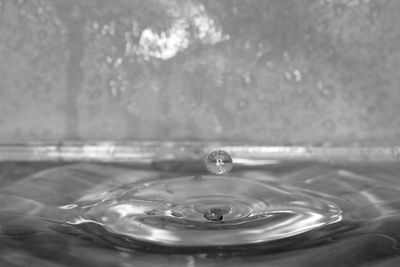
1;161;400;266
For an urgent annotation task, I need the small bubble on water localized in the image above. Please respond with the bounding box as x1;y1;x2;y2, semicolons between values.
205;150;233;175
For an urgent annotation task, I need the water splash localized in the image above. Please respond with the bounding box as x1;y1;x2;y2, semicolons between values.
65;174;342;247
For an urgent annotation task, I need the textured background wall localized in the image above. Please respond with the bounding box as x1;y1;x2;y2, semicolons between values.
0;0;400;145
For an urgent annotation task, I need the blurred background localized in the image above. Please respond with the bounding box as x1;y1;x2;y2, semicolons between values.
0;0;399;145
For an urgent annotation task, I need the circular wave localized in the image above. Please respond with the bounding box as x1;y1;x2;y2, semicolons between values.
66;175;342;247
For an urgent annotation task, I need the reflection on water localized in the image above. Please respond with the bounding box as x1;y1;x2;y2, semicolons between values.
1;161;400;266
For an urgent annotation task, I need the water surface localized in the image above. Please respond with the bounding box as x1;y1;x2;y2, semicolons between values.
0;161;400;266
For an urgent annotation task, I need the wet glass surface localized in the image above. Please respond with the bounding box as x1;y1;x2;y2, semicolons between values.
1;160;400;266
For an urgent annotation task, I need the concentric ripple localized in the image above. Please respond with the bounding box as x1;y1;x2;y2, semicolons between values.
66;175;342;247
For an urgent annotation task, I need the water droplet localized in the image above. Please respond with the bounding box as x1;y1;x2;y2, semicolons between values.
205;150;233;175
293;69;302;82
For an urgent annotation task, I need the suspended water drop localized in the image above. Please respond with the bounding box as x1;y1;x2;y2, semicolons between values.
205;150;233;175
